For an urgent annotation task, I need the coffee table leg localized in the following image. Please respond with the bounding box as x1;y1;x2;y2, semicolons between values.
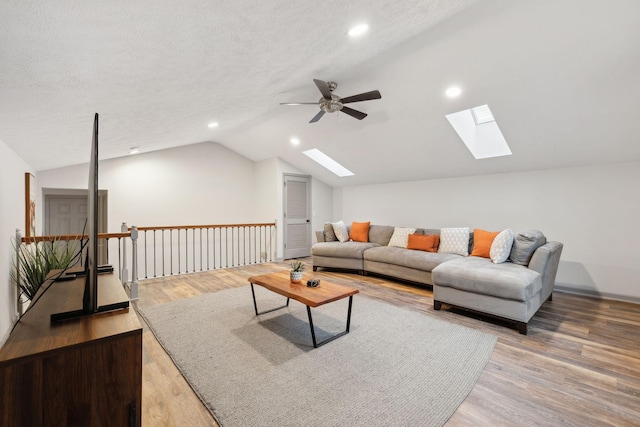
306;296;354;348
250;283;289;315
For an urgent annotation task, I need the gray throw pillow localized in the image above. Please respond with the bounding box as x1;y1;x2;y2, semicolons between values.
323;223;337;242
509;230;546;266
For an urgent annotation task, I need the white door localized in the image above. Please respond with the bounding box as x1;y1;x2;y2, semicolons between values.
45;194;108;264
283;174;311;259
46;196;88;236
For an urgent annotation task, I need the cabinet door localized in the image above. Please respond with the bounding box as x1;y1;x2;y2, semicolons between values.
41;333;142;427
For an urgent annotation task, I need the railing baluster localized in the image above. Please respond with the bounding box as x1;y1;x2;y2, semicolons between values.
170;230;174;276
162;230;165;277
144;231;148;279
153;230;157;279
206;228;210;271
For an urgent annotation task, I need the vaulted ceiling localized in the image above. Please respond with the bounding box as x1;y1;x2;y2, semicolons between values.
1;0;639;187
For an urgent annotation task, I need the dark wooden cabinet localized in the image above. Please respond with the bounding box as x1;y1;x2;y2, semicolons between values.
0;274;142;427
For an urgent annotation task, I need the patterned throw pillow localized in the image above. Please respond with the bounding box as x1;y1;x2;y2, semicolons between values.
331;220;350;243
490;229;514;264
388;227;416;248
438;227;470;256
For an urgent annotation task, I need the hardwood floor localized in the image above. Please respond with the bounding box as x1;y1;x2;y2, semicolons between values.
134;259;640;426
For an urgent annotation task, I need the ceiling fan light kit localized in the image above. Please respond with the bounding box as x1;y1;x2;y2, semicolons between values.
281;79;381;123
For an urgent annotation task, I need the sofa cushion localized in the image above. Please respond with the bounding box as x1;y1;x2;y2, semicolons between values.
323;223;337;242
349;221;370;242
312;241;380;259
490;229;514;264
388;227;416;248
364;246;461;271
331;221;350;242
407;233;439;252
415;228;441;236
368;225;395;246
510;230;546;266
432;257;542;302
439;227;470;256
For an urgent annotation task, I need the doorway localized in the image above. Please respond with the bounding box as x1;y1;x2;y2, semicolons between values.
44;189;108;264
283;174;311;259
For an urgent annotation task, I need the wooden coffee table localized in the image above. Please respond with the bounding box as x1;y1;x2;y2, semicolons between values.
247;271;359;348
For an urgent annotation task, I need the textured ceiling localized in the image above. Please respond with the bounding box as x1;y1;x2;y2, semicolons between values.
1;0;640;187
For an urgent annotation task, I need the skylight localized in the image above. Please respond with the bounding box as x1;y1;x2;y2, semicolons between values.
470;104;494;124
303;148;354;177
445;104;512;159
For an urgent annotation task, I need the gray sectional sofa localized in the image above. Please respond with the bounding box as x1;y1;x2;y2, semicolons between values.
312;223;563;334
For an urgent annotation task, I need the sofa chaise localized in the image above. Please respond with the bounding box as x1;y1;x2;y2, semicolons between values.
312;222;563;334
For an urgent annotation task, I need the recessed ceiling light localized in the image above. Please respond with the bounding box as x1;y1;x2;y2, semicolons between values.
129;147;140;155
290;137;300;146
348;24;368;37
446;86;462;97
208;122;219;128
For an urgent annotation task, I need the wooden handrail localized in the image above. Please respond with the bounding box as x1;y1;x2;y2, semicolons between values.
19;223;276;243
131;222;276;231
21;232;131;244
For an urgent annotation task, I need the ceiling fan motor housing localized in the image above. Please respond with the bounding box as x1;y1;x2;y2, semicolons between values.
320;94;343;113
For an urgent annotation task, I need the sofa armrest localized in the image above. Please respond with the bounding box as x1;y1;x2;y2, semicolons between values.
528;241;563;300
315;230;325;243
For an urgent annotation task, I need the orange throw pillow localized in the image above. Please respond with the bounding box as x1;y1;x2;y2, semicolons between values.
349;221;370;242
471;229;500;258
407;234;440;252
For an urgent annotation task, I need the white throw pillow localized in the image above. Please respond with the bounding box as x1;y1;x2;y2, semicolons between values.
490;229;514;264
438;227;470;256
331;220;349;243
388;227;416;248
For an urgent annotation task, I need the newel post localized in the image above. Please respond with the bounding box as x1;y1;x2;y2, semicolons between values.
121;222;128;285
15;229;22;317
130;225;139;300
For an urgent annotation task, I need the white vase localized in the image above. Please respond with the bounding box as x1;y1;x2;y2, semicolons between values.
290;271;303;283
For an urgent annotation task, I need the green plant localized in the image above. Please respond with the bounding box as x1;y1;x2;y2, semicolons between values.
290;261;305;272
11;236;79;301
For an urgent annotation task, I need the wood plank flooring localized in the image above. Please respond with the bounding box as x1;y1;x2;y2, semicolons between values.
133;259;640;426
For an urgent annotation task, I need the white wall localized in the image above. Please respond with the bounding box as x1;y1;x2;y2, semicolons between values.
0;140;35;346
38;142;262;231
338;162;640;302
311;177;333;243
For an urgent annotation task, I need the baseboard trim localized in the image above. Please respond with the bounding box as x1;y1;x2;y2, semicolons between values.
554;286;640;305
0;314;19;348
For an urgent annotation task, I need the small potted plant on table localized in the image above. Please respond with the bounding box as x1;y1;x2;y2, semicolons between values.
290;261;305;284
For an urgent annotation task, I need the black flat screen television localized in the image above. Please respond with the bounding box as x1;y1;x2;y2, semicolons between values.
51;113;128;322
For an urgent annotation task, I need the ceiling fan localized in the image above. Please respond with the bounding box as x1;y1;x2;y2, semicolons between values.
280;79;382;123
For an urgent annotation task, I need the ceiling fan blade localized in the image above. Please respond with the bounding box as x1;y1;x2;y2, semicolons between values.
279;102;319;105
309;110;325;123
340;106;367;120
340;90;382;104
313;79;332;100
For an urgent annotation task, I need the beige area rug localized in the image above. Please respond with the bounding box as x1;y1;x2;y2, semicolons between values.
139;285;497;427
